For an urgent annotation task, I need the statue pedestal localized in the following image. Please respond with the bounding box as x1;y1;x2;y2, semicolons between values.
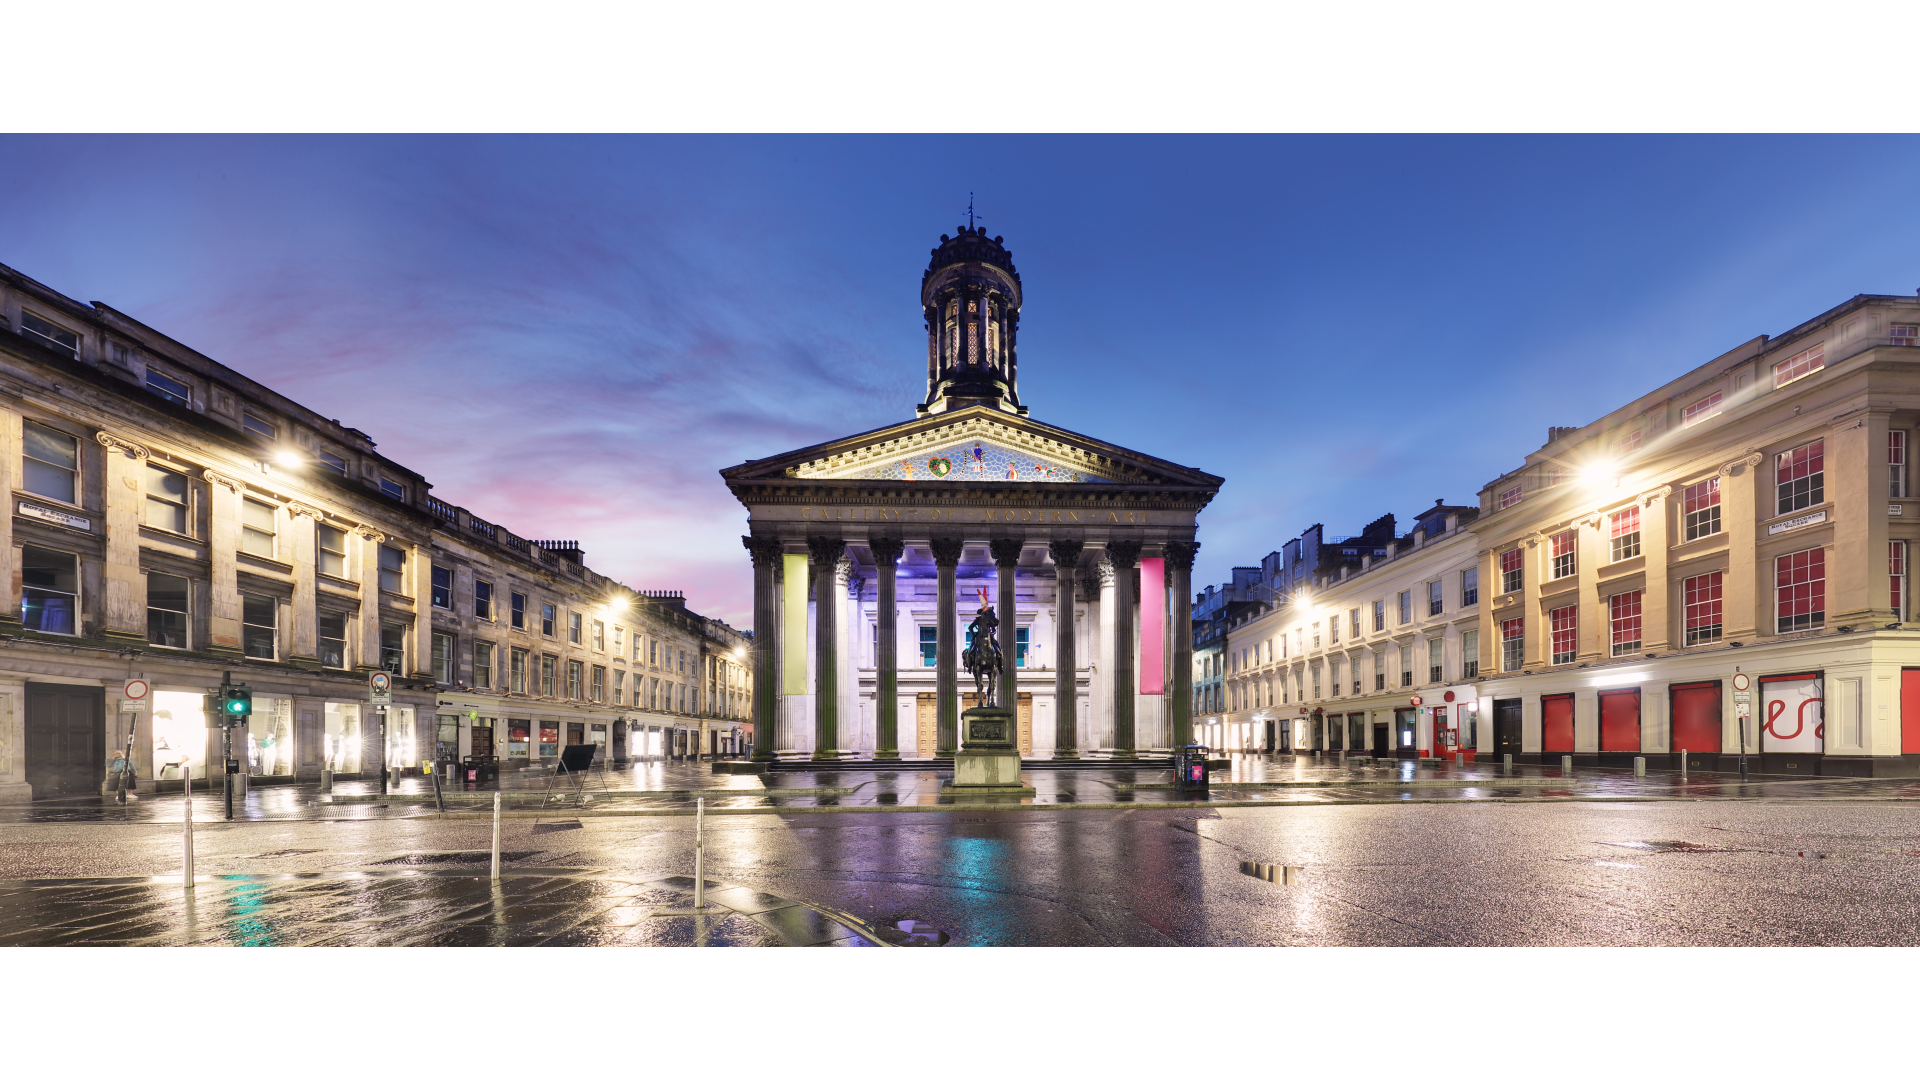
948;706;1031;792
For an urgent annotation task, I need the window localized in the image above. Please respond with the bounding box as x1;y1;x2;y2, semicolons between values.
380;623;406;673
317;524;347;577
1311;665;1321;700
1551;530;1577;578
20;312;78;358
1893;324;1919;347
1499;485;1523;509
510;647;529;693
1776;547;1826;633
239;498;276;558
592;619;605;651
474;641;494;689
145;368;191;407
1398;590;1412;625
1682;478;1721;541
242;411;277;441
379;477;405;500
613;670;625;705
1428;580;1444;616
432;632;454;682
1373;649;1386;691
22;546;78;634
1461;567;1479;607
1501;617;1525;672
318;610;348;668
1349;608;1361;637
378;545;405;593
568;660;584;700
1682;391;1722;427
537;603;555;636
1328;617;1339;645
650;639;659;666
1609;506;1641;561
1892;431;1908;499
146;572;189;649
540;655;557;696
242;594;276;659
1312;623;1321;650
317;449;348;477
569;612;583;644
1683;572;1723;645
1612;427;1643;455
1609;590;1643;656
1016;626;1029;667
1428;637;1444;683
1549;606;1577;664
511;592;527;630
1776;439;1824;515
1895;542;1909;623
475;580;493;620
1772;343;1825;388
430;565;452;608
1398;644;1413;688
1372;600;1385;632
1329;658;1342;695
22;421;78;504
591;665;606;703
1547;466;1570;487
1501;548;1524;593
613;625;624;653
1462;629;1480;679
143;464;189;534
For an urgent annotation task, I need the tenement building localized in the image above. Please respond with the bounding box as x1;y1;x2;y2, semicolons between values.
723;227;1221;760
1465;291;1920;776
0;261;747;802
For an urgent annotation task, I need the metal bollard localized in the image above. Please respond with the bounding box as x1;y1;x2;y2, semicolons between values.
182;774;195;892
319;766;331;795
490;792;502;881
1455;752;1464;766
1503;753;1513;774
1561;755;1573;774
1634;756;1646;778
693;796;706;910
1680;749;1688;779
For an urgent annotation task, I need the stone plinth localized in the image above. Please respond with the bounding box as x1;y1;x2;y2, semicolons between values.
949;706;1030;791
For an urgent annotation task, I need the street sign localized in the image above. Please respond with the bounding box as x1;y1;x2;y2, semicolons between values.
1731;673;1751;692
1736;702;1753;718
1409;696;1423;706
369;671;392;693
123;679;150;701
370;690;393;706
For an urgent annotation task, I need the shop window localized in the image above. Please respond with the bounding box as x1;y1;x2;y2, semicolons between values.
1551;530;1577;578
146;572;190;649
143;464;189;534
1609;590;1643;656
474;641;494;689
1776;548;1825;633
1683;572;1723;645
430;565;452;608
319;610;349;668
380;622;406;673
22;421;78;504
432;632;454;682
539;720;559;759
1501;617;1524;672
242;594;276;660
1683;477;1720;541
1776;439;1824;515
1462;629;1480;679
508;720;530;761
510;647;528;693
1501;548;1524;593
317;524;347;577
378;545;405;593
1609;507;1640;561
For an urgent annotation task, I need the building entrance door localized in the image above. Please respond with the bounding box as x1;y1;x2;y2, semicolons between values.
566;722;584;746
915;693;937;758
1392;708;1416;757
1493;698;1522;757
1373;722;1389;756
470;721;495;759
26;682;104;800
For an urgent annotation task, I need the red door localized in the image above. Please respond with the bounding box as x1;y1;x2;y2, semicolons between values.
1542;694;1575;753
1903;670;1920;754
1671;681;1721;757
1599;688;1640;752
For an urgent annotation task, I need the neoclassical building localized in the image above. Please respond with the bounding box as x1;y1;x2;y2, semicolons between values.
724;228;1222;760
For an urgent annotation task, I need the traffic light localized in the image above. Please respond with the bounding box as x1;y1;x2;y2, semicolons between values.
221;683;252;724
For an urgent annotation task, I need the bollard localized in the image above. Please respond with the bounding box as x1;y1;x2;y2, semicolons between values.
490;792;502;881
1634;756;1646;778
1680;748;1688;779
1455;752;1464;766
1561;755;1573;774
319;765;331;795
182;774;195;892
693;796;706;910
1503;753;1513;774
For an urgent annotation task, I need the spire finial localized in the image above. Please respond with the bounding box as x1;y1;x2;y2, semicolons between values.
966;192;979;231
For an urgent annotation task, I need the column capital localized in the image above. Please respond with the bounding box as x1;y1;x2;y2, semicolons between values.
1163;540;1200;572
868;536;906;564
1047;538;1085;568
742;535;783;567
1107;540;1143;570
1719;451;1764;477
94;430;149;459
1095;560;1116;587
988;537;1024;567
929;536;966;567
807;535;847;566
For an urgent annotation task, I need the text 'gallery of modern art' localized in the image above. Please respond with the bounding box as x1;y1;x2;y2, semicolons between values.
723;229;1223;762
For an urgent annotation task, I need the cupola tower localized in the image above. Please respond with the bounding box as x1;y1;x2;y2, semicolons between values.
917;226;1025;416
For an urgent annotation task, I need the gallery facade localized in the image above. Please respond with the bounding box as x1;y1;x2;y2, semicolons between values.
724;228;1222;760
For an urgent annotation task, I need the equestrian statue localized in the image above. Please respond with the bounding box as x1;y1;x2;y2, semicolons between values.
962;589;1004;708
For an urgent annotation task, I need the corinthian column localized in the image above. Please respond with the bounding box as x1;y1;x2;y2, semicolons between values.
989;538;1023;715
1048;539;1084;758
1165;541;1199;748
1107;540;1142;759
742;536;781;762
929;536;966;757
869;537;904;760
808;535;845;761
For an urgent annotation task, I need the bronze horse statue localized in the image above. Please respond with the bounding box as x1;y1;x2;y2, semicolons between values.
963;592;1003;708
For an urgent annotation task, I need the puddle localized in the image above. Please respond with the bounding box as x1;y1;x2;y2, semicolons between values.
252;849;323;859
893;919;949;946
1238;861;1303;885
372;851;539;866
1596;840;1713;853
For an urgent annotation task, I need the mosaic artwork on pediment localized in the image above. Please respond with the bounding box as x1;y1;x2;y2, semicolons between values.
797;428;1117;484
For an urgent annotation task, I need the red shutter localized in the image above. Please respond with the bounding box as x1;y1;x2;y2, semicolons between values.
1599;688;1640;752
1670;681;1722;756
1903;670;1920;754
1542;693;1575;753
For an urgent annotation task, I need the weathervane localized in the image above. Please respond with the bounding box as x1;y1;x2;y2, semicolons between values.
966;193;981;230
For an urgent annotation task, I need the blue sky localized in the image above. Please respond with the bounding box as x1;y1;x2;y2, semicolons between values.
1;135;1916;626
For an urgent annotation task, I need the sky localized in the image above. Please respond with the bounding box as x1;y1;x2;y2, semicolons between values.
1;134;1917;628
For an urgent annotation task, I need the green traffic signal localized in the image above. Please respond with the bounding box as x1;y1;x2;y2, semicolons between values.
223;684;252;719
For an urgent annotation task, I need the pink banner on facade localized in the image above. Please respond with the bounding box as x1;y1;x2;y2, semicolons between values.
1140;557;1165;695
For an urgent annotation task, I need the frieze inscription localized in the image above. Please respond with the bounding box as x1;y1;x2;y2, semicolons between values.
792;506;1152;524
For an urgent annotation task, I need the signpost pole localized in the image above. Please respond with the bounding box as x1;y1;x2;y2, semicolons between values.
1733;670;1750;783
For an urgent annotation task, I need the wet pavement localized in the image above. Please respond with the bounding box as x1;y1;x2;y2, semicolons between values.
5;795;1920;945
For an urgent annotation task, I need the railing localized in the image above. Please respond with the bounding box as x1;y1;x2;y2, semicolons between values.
468;515;497;542
425;496;458;524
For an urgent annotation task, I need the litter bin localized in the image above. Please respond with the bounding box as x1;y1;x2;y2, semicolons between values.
461;756;499;784
1173;744;1211;793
